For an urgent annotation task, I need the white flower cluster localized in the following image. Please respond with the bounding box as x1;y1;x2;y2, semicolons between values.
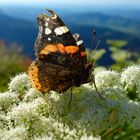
0;92;19;111
1;126;28;140
121;65;140;99
0;65;140;140
95;71;120;89
8;73;31;97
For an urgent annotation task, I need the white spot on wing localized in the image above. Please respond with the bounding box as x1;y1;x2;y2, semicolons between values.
54;26;69;35
45;22;49;26
48;37;51;41
45;28;52;35
76;40;83;46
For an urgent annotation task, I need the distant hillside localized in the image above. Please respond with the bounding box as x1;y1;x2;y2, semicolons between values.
0;12;140;66
63;12;140;38
0;13;37;57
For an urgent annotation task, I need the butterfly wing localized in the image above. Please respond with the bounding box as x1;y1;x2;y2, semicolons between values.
28;9;91;93
35;10;87;69
35;9;76;56
28;59;82;93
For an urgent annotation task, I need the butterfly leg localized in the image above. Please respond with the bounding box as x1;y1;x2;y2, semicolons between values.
88;62;104;99
68;88;73;106
86;77;104;99
92;75;105;100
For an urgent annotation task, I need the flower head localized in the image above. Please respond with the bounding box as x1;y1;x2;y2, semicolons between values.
0;92;19;111
0;126;28;140
8;73;31;97
121;65;140;99
95;71;120;90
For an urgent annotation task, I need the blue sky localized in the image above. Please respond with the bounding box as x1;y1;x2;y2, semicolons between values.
0;0;140;6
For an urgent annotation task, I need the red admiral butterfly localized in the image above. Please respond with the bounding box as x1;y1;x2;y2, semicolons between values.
28;9;102;99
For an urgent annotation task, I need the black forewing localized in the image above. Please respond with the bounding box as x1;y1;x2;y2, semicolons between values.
34;9;77;57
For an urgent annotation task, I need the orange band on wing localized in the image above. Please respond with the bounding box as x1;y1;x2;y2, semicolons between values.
40;45;58;55
40;44;79;55
57;44;65;53
80;51;86;57
65;46;79;54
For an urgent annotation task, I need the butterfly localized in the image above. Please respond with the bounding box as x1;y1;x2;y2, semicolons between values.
28;9;102;100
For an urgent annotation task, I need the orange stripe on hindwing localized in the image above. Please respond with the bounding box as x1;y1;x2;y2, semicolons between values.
28;61;42;91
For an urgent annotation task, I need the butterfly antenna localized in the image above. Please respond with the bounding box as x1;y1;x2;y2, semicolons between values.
88;29;96;61
95;36;102;51
89;29;96;50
